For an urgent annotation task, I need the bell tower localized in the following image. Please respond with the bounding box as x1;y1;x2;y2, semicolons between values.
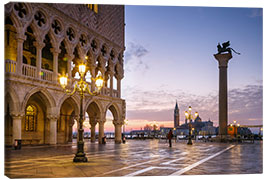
174;101;180;128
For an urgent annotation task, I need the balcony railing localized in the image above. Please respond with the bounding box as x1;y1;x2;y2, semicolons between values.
5;59;16;73
41;69;53;81
113;89;119;98
22;64;36;78
5;59;121;98
103;87;110;96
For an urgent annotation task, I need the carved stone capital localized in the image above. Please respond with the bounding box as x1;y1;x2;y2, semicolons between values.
66;54;75;61
50;47;61;55
47;114;58;122
214;53;232;68
113;120;123;126
16;33;26;42
97;119;106;125
10;113;23;120
33;41;45;50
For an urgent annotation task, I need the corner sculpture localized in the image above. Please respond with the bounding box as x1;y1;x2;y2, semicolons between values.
217;41;240;55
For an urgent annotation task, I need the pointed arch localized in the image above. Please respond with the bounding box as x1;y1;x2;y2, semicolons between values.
85;99;103;119
5;87;21;115
22;87;56;115
58;94;80;117
105;102;121;121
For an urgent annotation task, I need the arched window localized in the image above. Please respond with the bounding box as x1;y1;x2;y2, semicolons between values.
23;26;36;55
30;57;36;66
23;56;28;64
25;105;37;132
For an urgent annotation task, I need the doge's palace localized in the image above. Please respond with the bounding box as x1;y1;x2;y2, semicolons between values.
4;2;126;146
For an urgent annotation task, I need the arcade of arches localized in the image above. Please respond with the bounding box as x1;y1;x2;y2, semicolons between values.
4;3;126;146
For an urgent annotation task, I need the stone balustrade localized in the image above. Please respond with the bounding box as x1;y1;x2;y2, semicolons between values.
41;69;53;81
5;59;16;73
22;63;36;78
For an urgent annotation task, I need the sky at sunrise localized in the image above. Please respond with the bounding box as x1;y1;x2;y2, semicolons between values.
0;0;265;134
111;5;263;132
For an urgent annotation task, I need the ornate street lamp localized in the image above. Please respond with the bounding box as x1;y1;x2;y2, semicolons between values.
185;106;198;145
123;119;128;134
59;63;104;162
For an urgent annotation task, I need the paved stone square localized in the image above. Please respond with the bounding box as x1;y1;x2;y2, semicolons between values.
5;139;262;178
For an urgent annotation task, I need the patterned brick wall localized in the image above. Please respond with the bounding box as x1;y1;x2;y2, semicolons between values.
49;3;125;48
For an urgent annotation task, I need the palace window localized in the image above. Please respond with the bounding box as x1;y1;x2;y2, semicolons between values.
25;105;37;132
86;4;98;13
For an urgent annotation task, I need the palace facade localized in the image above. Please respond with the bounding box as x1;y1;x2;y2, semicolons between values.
4;2;126;146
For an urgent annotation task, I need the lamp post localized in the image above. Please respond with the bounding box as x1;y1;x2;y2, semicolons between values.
185;106;198;145
59;64;104;162
123;119;128;134
151;121;158;138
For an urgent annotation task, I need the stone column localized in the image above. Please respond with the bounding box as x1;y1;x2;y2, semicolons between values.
113;120;123;144
98;120;105;144
117;78;121;98
90;67;96;91
66;54;74;79
214;53;232;138
68;117;75;142
90;119;97;143
34;42;45;79
51;48;61;83
12;114;22;144
109;72;114;97
15;34;26;75
49;116;58;144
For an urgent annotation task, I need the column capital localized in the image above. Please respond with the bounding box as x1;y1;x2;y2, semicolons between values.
97;119;106;124
16;33;26;42
50;47;61;55
214;53;232;68
89;116;98;126
47;114;59;122
34;41;45;49
10;113;23;119
66;54;75;61
115;73;124;80
113;120;123;126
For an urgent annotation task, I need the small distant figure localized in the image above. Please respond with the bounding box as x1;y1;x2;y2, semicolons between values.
102;136;106;144
122;133;126;144
167;130;173;147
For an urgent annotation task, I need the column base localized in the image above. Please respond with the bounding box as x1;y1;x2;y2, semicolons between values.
217;135;230;142
73;153;88;162
115;140;122;144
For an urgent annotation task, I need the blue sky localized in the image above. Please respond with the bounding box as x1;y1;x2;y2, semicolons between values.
122;5;263;130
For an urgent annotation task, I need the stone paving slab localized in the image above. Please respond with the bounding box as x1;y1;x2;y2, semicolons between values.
4;140;263;178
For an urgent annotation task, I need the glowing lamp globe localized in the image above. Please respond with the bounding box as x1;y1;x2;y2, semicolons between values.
185;111;188;118
79;64;86;75
59;76;68;89
95;75;104;91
